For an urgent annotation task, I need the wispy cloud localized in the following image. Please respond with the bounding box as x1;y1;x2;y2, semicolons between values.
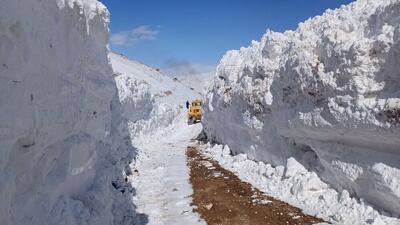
110;25;159;47
163;59;216;92
163;58;216;77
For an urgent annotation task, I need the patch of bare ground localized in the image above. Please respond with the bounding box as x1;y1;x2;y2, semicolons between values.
187;146;326;225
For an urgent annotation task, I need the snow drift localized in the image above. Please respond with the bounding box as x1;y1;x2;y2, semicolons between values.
0;1;137;224
204;0;400;216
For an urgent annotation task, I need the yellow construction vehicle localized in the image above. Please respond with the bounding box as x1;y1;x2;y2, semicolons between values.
188;99;202;123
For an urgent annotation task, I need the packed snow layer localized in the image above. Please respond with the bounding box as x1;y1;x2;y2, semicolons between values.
0;1;137;224
203;0;400;217
201;144;400;225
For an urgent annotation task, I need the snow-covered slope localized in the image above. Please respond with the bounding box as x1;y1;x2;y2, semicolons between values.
110;52;201;143
110;53;205;225
204;0;400;217
0;1;136;224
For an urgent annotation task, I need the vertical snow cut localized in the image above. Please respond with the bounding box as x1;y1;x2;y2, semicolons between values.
0;0;137;225
204;0;400;216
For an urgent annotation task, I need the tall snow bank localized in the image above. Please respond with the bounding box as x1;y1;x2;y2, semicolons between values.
204;0;400;216
0;1;138;224
110;52;201;145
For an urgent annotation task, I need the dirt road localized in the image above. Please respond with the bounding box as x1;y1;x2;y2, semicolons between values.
187;146;325;225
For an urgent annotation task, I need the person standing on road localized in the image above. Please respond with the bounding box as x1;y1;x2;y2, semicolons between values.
186;100;190;109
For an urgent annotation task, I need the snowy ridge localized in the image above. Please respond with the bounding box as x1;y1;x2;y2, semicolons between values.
204;0;400;219
55;0;108;22
0;1;136;224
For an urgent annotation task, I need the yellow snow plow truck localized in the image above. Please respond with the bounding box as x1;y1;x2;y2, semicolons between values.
188;99;202;123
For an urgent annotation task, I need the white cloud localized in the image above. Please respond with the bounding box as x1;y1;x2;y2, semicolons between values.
163;59;216;81
162;60;216;93
110;25;159;46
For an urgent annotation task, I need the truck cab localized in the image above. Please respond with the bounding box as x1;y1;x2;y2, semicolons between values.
188;99;202;123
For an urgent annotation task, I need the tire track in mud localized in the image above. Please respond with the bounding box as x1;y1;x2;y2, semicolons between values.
186;146;325;225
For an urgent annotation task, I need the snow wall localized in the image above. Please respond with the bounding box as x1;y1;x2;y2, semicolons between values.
0;0;140;224
203;0;400;216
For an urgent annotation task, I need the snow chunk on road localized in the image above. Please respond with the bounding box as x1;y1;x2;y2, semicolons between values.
284;157;308;178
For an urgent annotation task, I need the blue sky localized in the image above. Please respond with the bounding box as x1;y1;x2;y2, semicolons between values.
99;0;354;72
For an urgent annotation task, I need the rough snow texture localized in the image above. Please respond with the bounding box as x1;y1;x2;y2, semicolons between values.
204;0;400;217
201;144;400;225
0;1;137;224
110;52;201;144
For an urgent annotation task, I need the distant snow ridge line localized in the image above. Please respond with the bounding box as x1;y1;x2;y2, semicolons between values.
110;52;202;146
204;0;400;216
0;1;138;225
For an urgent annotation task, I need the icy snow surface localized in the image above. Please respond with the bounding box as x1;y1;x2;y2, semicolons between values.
0;0;137;225
110;53;205;225
204;0;400;220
